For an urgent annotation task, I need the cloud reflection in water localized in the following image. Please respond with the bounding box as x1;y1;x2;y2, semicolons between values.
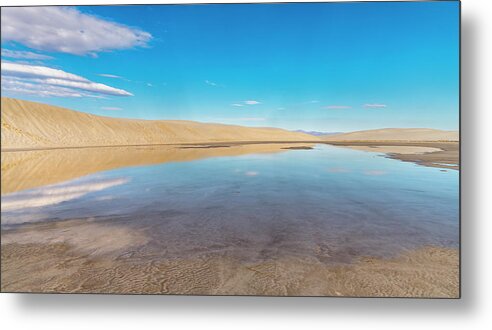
1;177;129;212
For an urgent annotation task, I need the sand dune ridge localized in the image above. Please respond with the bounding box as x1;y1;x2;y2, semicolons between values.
1;98;317;150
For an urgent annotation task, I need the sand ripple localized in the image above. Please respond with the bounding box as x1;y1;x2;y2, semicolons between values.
1;239;458;297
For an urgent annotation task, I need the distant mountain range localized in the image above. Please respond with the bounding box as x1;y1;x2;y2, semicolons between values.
293;130;344;137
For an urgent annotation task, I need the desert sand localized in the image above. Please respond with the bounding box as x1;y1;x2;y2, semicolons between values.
1;217;458;297
343;145;442;154
323;128;459;142
321;127;460;170
328;141;459;170
1;97;317;150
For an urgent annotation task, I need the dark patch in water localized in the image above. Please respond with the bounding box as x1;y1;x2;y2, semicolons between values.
281;146;313;150
179;145;230;149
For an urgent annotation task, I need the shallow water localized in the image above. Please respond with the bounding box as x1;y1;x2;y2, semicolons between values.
1;144;459;264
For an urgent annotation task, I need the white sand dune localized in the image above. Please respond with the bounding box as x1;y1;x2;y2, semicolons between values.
322;128;459;142
1;98;318;150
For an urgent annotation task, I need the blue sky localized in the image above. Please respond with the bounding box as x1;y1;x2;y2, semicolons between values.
1;2;459;132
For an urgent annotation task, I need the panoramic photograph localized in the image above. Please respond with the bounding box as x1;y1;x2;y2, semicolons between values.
0;2;459;297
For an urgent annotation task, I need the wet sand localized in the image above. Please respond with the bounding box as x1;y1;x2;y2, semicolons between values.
341;145;442;155
1;220;458;297
324;141;459;170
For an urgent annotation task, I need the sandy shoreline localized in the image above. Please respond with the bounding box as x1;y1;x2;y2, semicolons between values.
324;141;459;170
1;237;458;297
0;140;324;153
1;208;459;297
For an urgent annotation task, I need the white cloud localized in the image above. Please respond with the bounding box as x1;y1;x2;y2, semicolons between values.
1;7;152;56
205;80;218;86
1;62;133;97
101;106;122;111
324;105;352;109
44;78;133;96
1;49;53;60
98;73;133;83
98;73;123;79
2;62;87;81
364;170;387;176
1;76;93;98
245;171;259;177
232;100;261;107
364;103;387;109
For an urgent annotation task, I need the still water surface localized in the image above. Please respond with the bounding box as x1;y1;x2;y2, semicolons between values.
1;144;459;264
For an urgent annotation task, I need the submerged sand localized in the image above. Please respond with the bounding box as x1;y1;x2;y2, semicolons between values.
1;219;459;297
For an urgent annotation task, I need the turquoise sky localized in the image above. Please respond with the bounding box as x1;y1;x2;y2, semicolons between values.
1;2;459;132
